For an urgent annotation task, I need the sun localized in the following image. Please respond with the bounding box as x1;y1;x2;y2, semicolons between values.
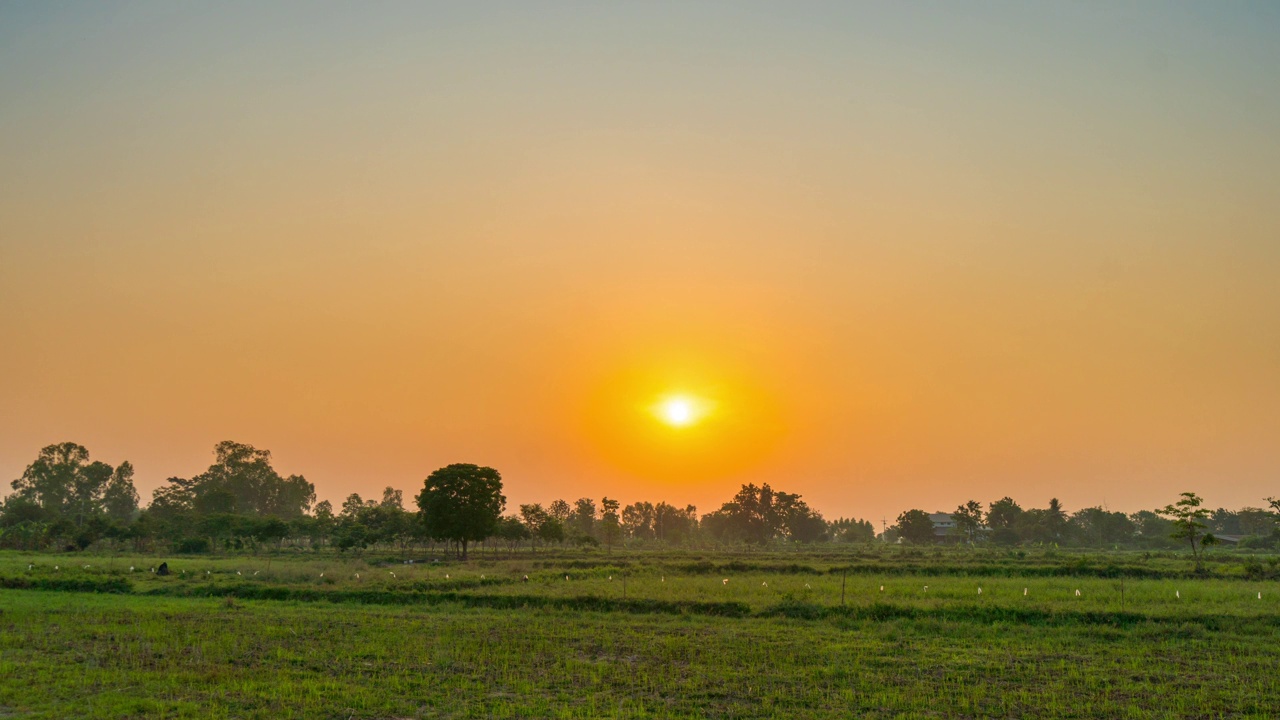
654;394;711;428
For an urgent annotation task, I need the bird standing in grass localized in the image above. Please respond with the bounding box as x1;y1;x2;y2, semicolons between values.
1075;589;1081;597
722;578;728;585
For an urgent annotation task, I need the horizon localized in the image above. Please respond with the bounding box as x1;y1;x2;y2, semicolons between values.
3;2;1279;526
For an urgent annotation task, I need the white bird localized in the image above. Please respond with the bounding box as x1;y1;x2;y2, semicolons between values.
722;578;728;585
236;571;242;576
129;566;135;572
54;566;59;571
1075;589;1081;597
523;575;529;582
206;571;211;575
1023;588;1028;596
1259;592;1263;599
319;573;324;578
1176;590;1180;599
355;573;360;579
83;565;91;569
445;574;450;579
923;585;928;592
804;583;811;589
879;585;884;592
253;571;259;576
28;564;33;570
762;581;768;587
565;575;570;581
661;577;665;583
609;576;613;581
978;587;982;595
389;571;396;578
480;574;485;579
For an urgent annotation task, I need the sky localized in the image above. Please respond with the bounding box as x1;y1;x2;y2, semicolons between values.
2;1;1278;523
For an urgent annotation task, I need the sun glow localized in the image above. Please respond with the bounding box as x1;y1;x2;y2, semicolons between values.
655;394;711;428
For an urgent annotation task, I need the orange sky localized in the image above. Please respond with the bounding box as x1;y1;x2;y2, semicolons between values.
2;3;1278;522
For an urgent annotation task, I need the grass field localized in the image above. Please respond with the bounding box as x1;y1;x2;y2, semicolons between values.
2;548;1279;718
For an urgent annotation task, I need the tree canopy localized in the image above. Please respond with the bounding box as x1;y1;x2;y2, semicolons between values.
415;463;506;559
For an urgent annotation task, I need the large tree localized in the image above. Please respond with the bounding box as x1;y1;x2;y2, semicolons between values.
155;441;315;518
415;463;506;559
951;500;985;544
895;509;936;544
102;461;140;522
9;442;132;526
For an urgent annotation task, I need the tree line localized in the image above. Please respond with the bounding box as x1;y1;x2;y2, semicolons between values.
3;441;1277;556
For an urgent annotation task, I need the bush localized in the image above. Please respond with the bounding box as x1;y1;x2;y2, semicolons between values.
175;537;211;554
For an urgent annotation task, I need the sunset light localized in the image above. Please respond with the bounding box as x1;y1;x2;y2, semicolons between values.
655;395;709;428
3;3;1278;716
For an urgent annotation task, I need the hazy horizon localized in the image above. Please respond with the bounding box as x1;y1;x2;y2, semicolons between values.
3;2;1278;524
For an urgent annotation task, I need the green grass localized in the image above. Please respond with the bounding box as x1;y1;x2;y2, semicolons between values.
2;548;1279;718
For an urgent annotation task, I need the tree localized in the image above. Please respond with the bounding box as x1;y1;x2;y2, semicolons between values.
653;503;697;543
548;499;571;523
415;464;506;559
380;487;404;510
600;497;621;552
10;442;117;525
154;441;314;518
895;509;936;544
571;498;597;538
102;461;140;522
537;517;566;546
951;501;985;544
519;503;550;551
492;516;529;554
341;493;366;518
986;497;1023;546
829;517;876;543
1068;507;1135;547
987;497;1022;529
1159;492;1217;571
622;501;655;540
1130;510;1176;548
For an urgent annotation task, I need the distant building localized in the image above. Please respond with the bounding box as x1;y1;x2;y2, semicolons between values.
929;512;955;539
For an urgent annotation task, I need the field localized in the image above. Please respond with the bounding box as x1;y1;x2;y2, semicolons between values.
2;547;1279;718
